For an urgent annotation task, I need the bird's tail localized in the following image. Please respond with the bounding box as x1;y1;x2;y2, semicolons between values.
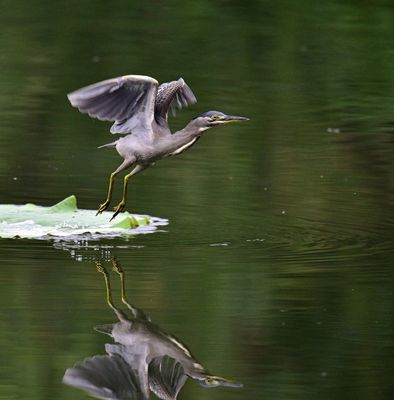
97;140;118;149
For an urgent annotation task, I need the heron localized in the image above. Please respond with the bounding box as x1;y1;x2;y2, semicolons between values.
63;260;243;400
67;75;248;220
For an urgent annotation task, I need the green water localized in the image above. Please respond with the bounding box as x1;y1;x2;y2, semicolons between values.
0;1;393;399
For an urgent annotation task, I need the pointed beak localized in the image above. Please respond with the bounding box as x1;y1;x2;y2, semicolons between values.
222;115;249;123
217;378;244;388
220;380;244;388
211;375;244;388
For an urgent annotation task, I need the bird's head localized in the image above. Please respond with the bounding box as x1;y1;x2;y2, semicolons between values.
193;374;243;388
192;111;249;131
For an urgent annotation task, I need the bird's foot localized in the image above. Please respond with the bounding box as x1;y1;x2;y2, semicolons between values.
95;260;105;273
111;258;123;274
110;200;126;221
96;200;111;215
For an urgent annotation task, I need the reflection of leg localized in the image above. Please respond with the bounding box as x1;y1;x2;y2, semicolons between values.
111;258;148;321
96;260;116;310
97;158;135;215
95;260;127;322
111;164;148;221
111;258;130;307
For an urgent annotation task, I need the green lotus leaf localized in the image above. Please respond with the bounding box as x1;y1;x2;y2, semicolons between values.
0;196;167;239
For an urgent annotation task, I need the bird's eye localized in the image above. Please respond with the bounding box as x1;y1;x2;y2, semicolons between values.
211;115;220;120
205;378;217;385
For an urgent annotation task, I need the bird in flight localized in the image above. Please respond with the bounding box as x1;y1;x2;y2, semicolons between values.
68;75;248;220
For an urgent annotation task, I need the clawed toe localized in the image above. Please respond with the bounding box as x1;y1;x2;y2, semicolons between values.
110;201;126;221
96;201;110;215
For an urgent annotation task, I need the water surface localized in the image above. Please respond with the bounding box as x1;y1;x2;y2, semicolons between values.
0;1;393;399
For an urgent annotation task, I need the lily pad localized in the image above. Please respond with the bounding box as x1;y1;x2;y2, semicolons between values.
0;195;168;239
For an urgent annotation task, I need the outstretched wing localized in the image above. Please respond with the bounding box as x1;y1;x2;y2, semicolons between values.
154;78;197;125
105;343;150;400
148;356;188;400
63;354;145;400
67;75;159;135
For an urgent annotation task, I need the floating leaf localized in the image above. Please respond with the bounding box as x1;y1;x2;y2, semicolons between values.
0;196;167;240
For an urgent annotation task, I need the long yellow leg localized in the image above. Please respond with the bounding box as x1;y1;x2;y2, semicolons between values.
111;164;147;221
95;261;116;309
95;260;127;321
97;159;135;216
111;259;130;307
96;173;116;215
111;258;148;320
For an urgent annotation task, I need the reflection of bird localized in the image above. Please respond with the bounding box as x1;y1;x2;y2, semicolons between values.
67;75;248;220
63;260;243;400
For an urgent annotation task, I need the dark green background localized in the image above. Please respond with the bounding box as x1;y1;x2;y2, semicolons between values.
0;1;393;399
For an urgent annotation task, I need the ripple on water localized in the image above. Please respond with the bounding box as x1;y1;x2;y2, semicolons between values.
251;216;393;265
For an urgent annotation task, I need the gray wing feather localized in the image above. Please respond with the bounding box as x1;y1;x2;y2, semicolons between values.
154;78;197;124
63;354;145;400
148;356;188;400
105;343;150;400
67;75;159;135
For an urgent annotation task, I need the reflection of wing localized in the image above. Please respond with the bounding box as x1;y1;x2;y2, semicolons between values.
63;354;145;400
148;356;188;400
105;343;150;400
154;79;197;124
67;75;159;135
